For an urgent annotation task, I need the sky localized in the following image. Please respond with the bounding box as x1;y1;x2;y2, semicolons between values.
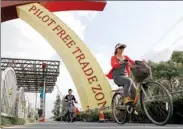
1;1;183;118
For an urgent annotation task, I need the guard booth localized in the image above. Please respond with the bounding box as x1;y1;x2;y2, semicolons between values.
1;58;60;121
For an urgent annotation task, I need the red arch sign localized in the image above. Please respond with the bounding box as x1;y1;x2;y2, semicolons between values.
1;1;106;22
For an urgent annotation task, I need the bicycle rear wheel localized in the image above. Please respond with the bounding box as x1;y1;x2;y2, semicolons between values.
111;93;127;124
140;81;173;125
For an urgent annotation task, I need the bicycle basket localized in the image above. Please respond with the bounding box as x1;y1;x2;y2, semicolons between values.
130;61;152;82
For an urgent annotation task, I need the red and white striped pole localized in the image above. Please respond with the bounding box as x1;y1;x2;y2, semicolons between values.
40;63;46;122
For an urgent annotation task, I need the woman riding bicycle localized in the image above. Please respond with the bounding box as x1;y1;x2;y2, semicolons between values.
64;89;78;122
106;43;139;115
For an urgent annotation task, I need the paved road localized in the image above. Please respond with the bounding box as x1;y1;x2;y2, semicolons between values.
4;121;183;129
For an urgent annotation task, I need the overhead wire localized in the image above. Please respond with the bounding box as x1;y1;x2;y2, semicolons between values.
149;36;183;61
141;17;183;60
55;83;64;98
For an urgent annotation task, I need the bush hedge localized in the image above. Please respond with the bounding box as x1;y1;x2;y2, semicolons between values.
26;119;37;123
56;95;183;124
71;96;183;124
1;116;38;126
169;96;183;124
1;116;12;126
1;116;25;126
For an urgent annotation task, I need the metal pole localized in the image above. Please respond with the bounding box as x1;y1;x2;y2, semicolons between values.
42;63;46;122
26;96;29;119
0;68;2;127
35;92;37;110
43;77;46;121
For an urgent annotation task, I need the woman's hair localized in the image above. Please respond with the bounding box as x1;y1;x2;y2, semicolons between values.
114;49;117;55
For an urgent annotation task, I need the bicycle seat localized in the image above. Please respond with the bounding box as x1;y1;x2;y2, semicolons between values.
117;84;124;87
112;87;124;93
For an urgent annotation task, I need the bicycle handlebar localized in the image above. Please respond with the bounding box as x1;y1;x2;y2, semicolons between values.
65;100;78;104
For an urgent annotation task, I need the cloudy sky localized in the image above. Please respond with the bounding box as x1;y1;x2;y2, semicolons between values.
2;1;183;118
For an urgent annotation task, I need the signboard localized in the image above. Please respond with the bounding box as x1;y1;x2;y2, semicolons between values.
17;3;111;110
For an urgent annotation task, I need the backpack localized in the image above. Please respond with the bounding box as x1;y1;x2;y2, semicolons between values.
130;61;152;82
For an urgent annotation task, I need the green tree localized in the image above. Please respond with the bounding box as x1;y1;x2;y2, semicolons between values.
171;51;183;65
60;97;67;116
52;94;61;119
148;51;183;92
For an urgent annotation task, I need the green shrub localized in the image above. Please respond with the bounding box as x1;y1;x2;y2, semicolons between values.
11;118;25;125
27;119;36;123
1;116;12;126
132;96;183;124
1;116;25;126
55;116;61;121
75;113;83;121
169;96;183;124
104;110;113;121
74;96;183;124
89;111;99;122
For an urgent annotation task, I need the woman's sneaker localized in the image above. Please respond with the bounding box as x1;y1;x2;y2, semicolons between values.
133;109;138;115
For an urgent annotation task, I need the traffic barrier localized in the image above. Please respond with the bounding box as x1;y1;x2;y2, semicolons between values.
74;107;80;115
39;117;45;122
99;109;105;122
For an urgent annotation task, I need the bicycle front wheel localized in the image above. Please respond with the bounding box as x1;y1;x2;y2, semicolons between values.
140;81;173;125
111;93;127;124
